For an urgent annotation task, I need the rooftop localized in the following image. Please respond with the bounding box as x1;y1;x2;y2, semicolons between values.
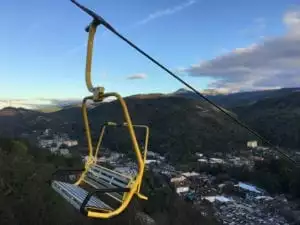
236;182;262;194
203;195;233;203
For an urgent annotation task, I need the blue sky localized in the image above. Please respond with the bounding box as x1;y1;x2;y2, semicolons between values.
0;0;298;101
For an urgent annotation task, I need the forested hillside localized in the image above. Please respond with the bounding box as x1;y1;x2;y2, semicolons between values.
74;95;252;161
0;95;254;162
232;92;300;149
174;87;300;150
2;88;300;162
0;138;219;225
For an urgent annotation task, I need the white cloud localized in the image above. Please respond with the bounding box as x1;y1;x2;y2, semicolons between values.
126;73;147;80
284;9;300;36
136;0;196;26
0;98;82;110
201;88;232;95
183;9;300;91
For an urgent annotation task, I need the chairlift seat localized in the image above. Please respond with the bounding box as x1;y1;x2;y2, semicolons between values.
51;164;133;214
83;164;132;202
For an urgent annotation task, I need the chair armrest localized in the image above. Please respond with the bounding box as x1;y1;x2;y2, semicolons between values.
80;187;130;215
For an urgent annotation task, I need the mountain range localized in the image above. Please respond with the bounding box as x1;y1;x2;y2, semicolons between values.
174;87;300;149
1;87;300;160
174;87;300;108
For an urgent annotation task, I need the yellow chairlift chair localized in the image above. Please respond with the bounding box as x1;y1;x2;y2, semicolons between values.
50;3;149;217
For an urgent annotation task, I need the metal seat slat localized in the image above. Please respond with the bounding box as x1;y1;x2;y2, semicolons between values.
52;181;112;211
88;165;132;187
83;176;123;202
92;164;132;182
84;165;133;202
86;171;129;189
54;181;100;207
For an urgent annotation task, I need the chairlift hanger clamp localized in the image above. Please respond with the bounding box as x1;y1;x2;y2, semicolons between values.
71;0;110;101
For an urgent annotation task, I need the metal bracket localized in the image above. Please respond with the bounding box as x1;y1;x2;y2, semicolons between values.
92;87;105;102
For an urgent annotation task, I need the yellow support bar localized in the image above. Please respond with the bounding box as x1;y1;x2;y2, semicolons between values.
133;125;149;200
123;123;149;200
94;125;106;160
85;22;97;93
82;96;94;159
74;96;94;186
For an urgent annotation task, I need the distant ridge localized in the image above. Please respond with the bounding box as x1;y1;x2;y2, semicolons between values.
0;107;37;117
173;87;300;108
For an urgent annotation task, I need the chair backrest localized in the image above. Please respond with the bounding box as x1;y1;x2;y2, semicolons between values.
83;164;133;202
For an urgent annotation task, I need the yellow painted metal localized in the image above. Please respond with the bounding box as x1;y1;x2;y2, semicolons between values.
94;125;106;160
82;96;94;159
75;96;94;186
134;125;149;200
123;123;149;200
86;207;111;213
85;22;97;93
88;181;140;218
85;22;106;101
